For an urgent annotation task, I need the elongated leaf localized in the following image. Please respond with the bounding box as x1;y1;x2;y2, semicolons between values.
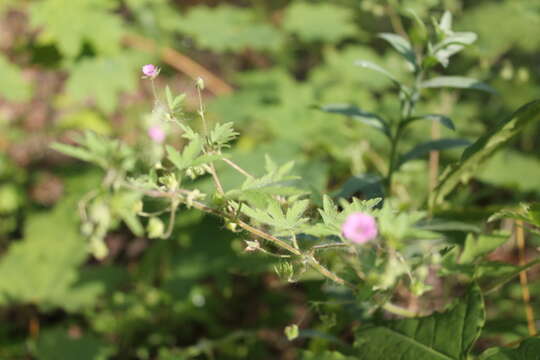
478;259;540;293
479;337;540;359
430;100;540;208
51;143;94;163
354;284;485;360
421;76;495;94
406;114;455;131
318;104;390;137
397;138;470;169
378;33;416;68
460;233;509;263
355;60;402;88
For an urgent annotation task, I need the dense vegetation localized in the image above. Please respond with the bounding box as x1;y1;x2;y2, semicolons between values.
1;1;540;359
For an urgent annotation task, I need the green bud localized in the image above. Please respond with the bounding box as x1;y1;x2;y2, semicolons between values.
284;324;299;341
147;217;165;239
195;77;205;91
90;237;108;260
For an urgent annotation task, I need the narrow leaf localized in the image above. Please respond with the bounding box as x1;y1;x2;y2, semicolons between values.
378;33;416;68
421;76;496;94
406;114;455;131
430;100;540;208
479;337;540;359
397;138;470;169
355;60;402;87
318;104;390;137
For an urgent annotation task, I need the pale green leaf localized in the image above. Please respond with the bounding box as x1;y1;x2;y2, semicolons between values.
421;76;495;94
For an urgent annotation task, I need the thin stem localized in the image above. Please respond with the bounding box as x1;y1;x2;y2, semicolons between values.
196;86;225;195
382;302;418;318
312;243;350;251
222;158;254;179
515;220;537;336
161;199;179;239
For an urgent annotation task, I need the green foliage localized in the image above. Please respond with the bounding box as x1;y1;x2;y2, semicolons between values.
282;2;357;43
431;100;540;207
0;55;33;102
177;5;282;52
354;285;485;359
64;54;141;113
30;0;124;58
479;338;540;359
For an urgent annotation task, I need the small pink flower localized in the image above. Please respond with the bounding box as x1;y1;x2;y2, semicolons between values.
148;125;166;143
142;64;159;78
342;212;378;244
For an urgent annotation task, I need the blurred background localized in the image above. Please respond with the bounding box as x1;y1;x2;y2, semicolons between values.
1;0;540;359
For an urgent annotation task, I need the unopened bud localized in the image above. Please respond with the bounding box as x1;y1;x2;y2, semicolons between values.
195;77;205;91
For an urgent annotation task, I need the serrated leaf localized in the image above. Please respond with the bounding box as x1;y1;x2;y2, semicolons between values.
210;122;239;149
430;100;540;207
378;33;416;69
166;137;203;171
397;138;470;169
30;0;123;58
479;337;540;359
421;76;496;94
65;54;139;113
318;104;390;137
405;114;455;131
354;285;485;360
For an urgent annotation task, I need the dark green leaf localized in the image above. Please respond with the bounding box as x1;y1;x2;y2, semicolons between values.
479;337;540;359
397;138;470;169
318;104;390;137
431;100;540;207
354;285;485;360
460;233;509;263
406;114;456;131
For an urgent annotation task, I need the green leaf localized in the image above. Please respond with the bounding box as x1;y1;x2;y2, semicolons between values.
0;200;90;310
30;0;123;58
177;5;283;52
479;337;540;359
421;76;496;94
65;54;139;113
318;104;390;137
209;122;239;149
166;137;203;171
0;55;33;102
302;351;357;360
430;100;540;207
378;33;416;69
397;138;470;169
405;114;456;131
282;3;357;43
51;142;95;163
477;259;540;293
34;327;113;360
354;285;485;360
355;60;402;88
460;233;509;263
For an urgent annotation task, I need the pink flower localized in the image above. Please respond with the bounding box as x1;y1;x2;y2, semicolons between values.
148;125;166;143
142;64;159;78
342;212;378;244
